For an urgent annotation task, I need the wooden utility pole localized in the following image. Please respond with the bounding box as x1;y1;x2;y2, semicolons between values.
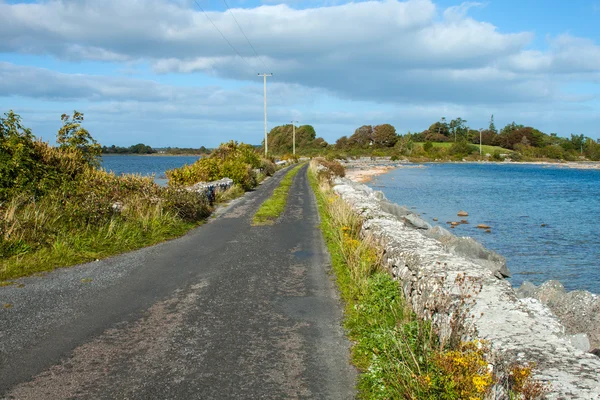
258;73;273;156
291;120;298;155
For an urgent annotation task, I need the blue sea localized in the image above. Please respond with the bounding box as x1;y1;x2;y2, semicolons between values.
101;155;200;186
369;163;600;293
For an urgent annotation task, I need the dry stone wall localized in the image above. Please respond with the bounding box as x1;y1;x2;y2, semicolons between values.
332;176;600;399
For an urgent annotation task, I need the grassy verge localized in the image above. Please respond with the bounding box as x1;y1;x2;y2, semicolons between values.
308;161;546;399
252;163;304;225
1;216;196;281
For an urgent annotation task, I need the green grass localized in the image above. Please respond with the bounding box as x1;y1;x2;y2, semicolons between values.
308;169;433;398
0;213;198;281
415;142;511;154
252;163;304;225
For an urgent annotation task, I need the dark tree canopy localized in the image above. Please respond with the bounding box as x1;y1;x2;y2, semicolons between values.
372;124;398;147
348;125;373;148
265;124;327;155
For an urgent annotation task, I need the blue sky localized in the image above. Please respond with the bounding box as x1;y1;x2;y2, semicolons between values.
1;0;599;147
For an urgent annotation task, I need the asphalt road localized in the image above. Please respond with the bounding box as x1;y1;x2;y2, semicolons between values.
0;165;356;399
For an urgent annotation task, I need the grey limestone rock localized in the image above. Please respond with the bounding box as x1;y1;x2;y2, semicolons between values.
425;225;453;240
403;214;432;230
516;281;538;299
379;201;411;219
567;333;591;353
520;280;600;351
330;176;600;399
442;236;511;279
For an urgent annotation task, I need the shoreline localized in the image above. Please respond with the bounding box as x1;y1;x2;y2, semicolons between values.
329;173;600;394
343;159;600;183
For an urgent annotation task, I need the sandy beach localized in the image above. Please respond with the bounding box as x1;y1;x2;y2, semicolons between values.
344;166;395;183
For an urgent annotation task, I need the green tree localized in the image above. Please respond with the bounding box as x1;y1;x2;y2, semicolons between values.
129;143;154;154
449;118;468;142
489;114;497;134
395;133;414;155
0;111;40;198
335;135;349;150
348;125;373;148
372;124;398;147
570;134;585;154
57;111;101;167
428;117;450;137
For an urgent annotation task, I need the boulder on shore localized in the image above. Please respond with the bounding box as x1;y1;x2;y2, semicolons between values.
477;224;491;229
457;210;469;217
517;280;600;350
441;236;511;279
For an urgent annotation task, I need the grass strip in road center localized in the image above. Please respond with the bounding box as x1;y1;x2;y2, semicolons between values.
252;163;304;225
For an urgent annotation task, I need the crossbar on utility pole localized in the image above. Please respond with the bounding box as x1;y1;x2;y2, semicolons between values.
291;120;298;156
258;73;273;157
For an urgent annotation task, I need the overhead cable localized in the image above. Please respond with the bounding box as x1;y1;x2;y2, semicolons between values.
221;0;270;71
192;0;252;68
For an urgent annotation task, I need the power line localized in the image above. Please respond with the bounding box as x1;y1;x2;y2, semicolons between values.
221;0;269;71
192;0;252;68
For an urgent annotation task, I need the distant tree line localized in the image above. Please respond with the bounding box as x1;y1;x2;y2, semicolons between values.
102;144;155;154
102;144;211;155
266;117;600;161
157;146;211;155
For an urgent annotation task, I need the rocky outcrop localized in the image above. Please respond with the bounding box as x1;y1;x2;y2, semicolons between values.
332;176;600;399
517;280;600;352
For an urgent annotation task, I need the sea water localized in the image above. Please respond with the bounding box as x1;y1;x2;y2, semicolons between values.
101;155;200;186
369;163;600;293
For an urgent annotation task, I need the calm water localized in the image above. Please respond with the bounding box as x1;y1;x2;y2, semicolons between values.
101;155;200;185
370;163;600;293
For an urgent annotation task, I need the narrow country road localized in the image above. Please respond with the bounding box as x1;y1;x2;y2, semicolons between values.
0;165;356;399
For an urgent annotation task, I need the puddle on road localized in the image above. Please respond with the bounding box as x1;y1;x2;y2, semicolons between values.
292;250;313;260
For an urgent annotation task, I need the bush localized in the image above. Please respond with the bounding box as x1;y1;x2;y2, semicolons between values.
162;187;211;222
423;141;433;153
492;151;503;161
260;158;276;176
449;141;477;158
0;111;215;279
321;159;346;178
166;141;261;190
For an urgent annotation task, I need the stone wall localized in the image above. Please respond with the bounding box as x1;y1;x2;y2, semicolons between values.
332;176;600;399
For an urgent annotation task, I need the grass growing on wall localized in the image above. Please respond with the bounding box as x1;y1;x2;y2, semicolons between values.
252;163;304;225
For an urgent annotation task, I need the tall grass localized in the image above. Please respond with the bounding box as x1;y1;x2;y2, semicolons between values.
0;156;211;281
0;171;208;281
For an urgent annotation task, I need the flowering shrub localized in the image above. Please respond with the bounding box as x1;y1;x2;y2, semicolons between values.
430;340;494;399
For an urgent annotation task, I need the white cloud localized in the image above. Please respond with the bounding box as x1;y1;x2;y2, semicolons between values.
1;0;599;142
0;0;597;99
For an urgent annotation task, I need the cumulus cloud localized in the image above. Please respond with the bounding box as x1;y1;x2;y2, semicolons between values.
1;1;598;95
1;0;597;106
1;0;599;142
0;61;322;120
